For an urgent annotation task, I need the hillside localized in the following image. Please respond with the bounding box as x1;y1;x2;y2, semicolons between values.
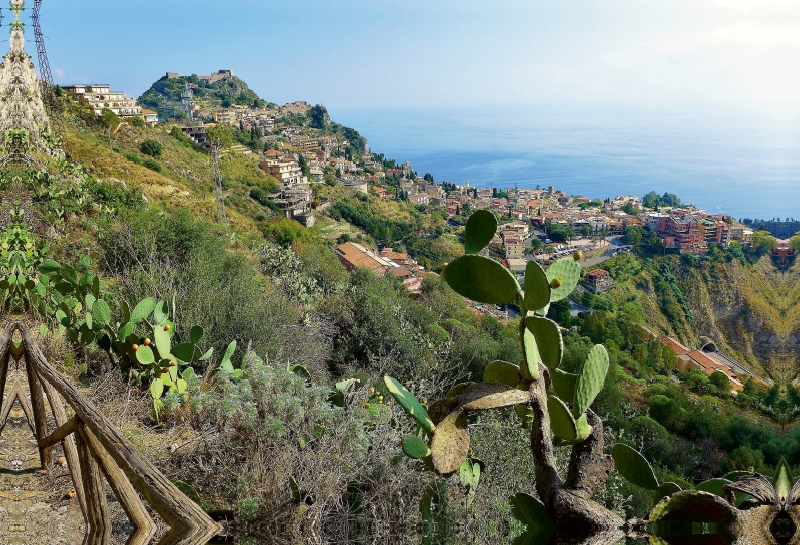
138;73;267;120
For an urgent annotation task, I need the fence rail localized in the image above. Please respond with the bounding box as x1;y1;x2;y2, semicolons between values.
0;323;221;545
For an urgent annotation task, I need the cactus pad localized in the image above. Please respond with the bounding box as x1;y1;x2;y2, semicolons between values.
520;327;541;380
695;478;732;499
774;458;793;501
546;257;582;302
464;210;498;254
573;344;609;418
654;482;682;503
442;255;520;305
458;383;531;411
551;369;578;400
383;375;436;433
402;435;431;459
483;361;521;387
523;261;550;311
509;492;554;529
445;383;471;398
547;396;577;441
525;316;562;370
427;397;458;425
575;413;592;442
612;443;659;491
430;407;470;475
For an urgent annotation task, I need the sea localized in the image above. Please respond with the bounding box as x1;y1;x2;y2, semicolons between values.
331;105;800;220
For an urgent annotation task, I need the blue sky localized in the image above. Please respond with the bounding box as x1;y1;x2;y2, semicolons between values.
33;0;800;112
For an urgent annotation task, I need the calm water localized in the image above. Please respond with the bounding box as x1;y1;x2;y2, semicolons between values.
331;105;800;219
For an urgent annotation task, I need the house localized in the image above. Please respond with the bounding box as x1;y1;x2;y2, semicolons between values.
582;269;614;293
62;84;143;118
505;243;525;260
333;242;400;275
259;160;307;189
141;109;159;125
658;336;744;393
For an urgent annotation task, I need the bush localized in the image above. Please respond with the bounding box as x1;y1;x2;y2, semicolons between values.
123;152;142;165
143;158;162;172
140;139;163;157
130;116;145;128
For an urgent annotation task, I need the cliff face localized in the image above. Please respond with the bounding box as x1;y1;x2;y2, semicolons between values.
608;254;800;381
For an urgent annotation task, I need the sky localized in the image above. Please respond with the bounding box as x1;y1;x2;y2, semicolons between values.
31;0;800;112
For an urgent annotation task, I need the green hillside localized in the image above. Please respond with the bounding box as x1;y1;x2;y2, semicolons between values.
138;73;267;120
29;102;800;541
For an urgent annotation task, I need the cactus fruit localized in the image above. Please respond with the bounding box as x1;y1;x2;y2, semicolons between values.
547;396;578;441
545;257;582;302
525;316;563;371
144;338;151;346
402;435;432;459
132;344;139;351
612;443;659;491
573;250;583;261
164;324;171;331
523;260;550;311
573;344;609;418
464;210;498;254
549;277;563;289
483;361;521;387
442;254;521;305
384;375;436;434
430;407;470;474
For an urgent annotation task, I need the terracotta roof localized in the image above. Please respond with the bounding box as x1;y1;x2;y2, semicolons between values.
587;269;609;278
660;337;690;355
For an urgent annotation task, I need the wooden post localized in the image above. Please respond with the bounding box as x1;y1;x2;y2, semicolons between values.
38;414;78;450
21;325;221;545
76;423;111;545
81;425;158;545
0;328;12;413
41;380;87;521
0;377;36;434
25;356;51;469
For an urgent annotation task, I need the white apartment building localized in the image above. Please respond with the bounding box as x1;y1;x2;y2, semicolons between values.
63;84;142;117
259;159;307;189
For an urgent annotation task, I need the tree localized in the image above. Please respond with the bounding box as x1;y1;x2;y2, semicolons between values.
100;108;120;150
323;167;336;186
140;139;163;157
709;370;731;393
309;105;328;130
206;125;233;148
751;230;776;257
423;173;434;183
546;223;576;243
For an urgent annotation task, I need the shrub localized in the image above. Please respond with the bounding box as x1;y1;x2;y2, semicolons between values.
140;139;163;157
123;152;142;165
143;158;162;172
130;116;145;128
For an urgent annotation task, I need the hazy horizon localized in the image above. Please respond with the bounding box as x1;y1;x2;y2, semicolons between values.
38;0;800;115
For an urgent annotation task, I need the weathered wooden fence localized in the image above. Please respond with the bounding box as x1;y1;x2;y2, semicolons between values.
0;323;221;545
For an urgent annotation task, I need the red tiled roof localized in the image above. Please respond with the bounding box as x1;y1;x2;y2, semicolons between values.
659;337;689;355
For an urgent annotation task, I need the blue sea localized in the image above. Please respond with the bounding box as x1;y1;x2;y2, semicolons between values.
331;105;800;220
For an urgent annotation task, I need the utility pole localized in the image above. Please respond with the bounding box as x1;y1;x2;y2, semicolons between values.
32;0;62;136
211;139;228;227
181;83;197;122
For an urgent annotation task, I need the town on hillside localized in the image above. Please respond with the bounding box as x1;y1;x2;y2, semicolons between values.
59;75;766;289
58;73;773;397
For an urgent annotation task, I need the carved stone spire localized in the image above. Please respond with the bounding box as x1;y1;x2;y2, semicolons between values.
0;0;51;141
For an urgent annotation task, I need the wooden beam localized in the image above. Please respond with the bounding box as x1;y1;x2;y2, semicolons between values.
0;378;35;434
0;328;13;419
38;414;78;450
25;356;51;469
41;380;87;521
76;423;111;545
21;325;221;545
81;425;158;545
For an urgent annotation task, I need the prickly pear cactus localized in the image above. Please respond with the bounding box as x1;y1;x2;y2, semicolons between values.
545;256;582;302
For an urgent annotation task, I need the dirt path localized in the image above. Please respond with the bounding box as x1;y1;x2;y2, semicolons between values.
0;366;85;544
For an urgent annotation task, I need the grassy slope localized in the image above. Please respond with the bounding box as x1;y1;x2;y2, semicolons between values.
65;120;283;238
